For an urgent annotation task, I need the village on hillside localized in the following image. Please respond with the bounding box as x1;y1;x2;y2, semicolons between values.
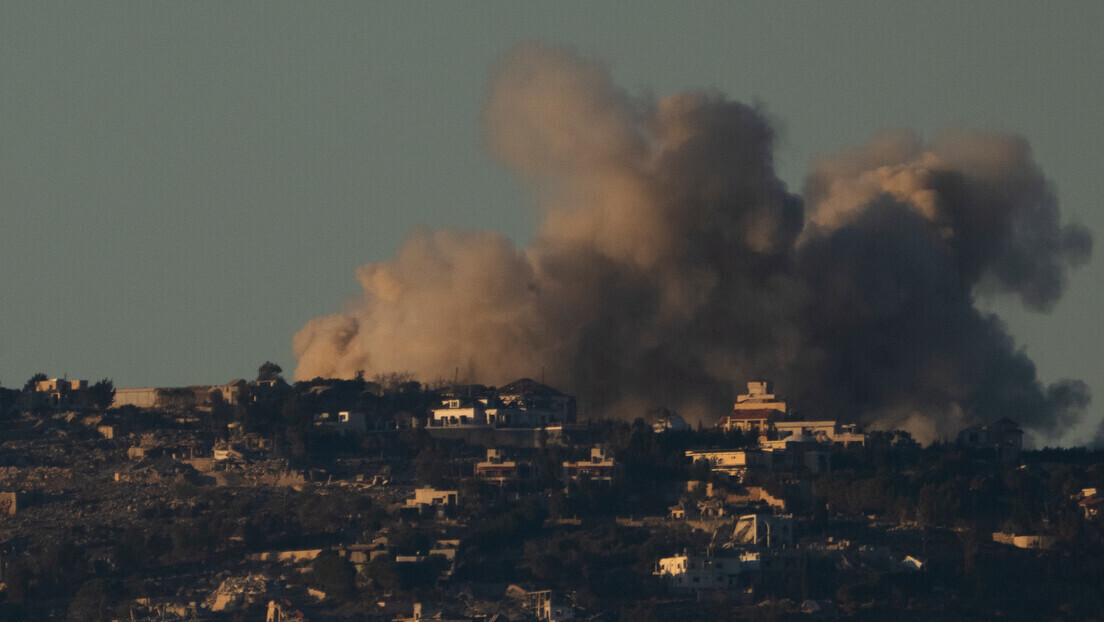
0;367;1102;621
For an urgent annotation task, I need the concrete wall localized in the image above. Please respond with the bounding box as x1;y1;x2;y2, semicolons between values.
114;387;159;408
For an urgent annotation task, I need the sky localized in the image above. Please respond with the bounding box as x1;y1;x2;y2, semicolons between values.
1;3;1101;442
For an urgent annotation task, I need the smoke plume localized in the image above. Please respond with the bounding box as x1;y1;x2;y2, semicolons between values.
293;43;1091;444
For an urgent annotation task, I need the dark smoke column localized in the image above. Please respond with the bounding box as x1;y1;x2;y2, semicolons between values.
293;43;1091;444
795;129;1091;442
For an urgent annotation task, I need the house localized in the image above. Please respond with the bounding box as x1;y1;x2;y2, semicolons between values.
685;449;772;480
430;396;493;428
31;378;91;410
562;447;617;486
496;378;577;424
957;418;1023;462
404;488;460;519
474;448;521;485
773;420;866;447
717;409;779;434
214;379;249;405
654;552;747;593
313;411;367;435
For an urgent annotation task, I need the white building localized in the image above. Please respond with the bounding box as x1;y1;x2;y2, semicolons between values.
654;553;747;593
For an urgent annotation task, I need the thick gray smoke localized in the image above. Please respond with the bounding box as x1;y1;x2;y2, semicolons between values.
293;43;1092;444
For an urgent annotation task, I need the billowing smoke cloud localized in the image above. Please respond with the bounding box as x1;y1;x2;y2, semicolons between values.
293;43;1092;444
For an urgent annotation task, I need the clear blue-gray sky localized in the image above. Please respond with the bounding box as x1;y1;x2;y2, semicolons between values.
1;3;1100;441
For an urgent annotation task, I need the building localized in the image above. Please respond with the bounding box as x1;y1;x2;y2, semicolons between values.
687;438;830;479
31;378;90;410
405;488;460;519
685;449;771;479
495;378;576;425
473;448;521;486
716;380;788;433
717;409;778;434
527;590;575;622
773;420;866;447
654;552;747;593
431;396;492;428
957;418;1023;462
734;380;788;413
732;513;794;548
562;447;617;486
314;411;367;435
215;379;249;405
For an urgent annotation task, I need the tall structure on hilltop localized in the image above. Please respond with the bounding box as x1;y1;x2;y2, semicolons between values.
718;379;789;433
733;380;788;412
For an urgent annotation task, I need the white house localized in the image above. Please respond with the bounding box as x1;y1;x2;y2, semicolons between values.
654;553;746;593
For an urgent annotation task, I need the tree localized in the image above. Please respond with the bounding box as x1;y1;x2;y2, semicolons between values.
257;361;283;382
23;372;47;393
67;578;120;622
310;552;356;598
89;379;114;410
360;554;399;592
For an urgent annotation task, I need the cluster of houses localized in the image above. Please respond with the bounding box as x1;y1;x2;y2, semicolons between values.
653;512;805;598
428;379;576;429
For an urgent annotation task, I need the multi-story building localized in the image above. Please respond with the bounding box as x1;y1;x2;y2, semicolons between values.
562;447;617;486
957;417;1023;462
